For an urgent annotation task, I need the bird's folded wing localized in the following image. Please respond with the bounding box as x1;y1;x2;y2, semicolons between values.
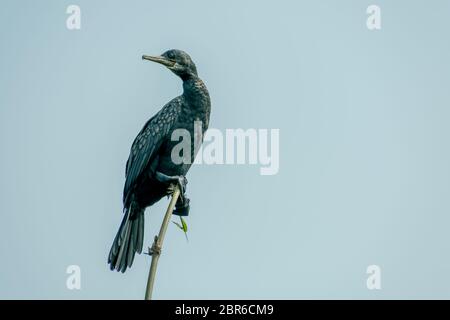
123;97;182;206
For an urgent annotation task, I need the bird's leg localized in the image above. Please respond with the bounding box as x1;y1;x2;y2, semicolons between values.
154;171;187;194
155;171;188;195
155;171;190;217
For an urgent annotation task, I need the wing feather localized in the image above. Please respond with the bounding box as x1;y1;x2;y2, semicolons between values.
123;97;182;206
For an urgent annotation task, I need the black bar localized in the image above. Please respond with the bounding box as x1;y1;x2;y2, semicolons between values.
0;300;445;318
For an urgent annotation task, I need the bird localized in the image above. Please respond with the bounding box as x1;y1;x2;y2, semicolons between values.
108;49;211;272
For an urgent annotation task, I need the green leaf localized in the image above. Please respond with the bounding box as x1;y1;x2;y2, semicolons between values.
172;221;183;230
172;217;189;242
180;217;188;233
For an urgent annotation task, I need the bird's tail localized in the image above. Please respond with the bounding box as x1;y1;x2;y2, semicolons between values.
108;201;144;272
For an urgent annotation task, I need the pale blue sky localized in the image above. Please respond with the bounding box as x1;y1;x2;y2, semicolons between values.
1;0;450;299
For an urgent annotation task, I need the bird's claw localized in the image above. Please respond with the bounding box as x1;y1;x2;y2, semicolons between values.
155;172;188;196
155;172;190;216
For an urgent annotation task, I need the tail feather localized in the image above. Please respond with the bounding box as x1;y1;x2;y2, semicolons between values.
108;202;144;272
137;213;144;253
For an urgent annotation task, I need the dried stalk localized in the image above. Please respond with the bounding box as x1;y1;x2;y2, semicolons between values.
144;185;181;300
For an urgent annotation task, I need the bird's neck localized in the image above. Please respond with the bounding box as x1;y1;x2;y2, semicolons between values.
182;76;209;105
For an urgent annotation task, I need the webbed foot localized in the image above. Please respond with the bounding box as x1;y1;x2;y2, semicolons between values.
155;171;190;216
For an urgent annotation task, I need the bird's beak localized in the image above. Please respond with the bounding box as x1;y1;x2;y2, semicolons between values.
142;55;176;68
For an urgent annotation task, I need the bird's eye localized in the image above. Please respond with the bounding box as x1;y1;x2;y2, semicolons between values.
167;52;175;60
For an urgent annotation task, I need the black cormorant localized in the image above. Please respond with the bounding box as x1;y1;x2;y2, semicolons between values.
108;49;211;272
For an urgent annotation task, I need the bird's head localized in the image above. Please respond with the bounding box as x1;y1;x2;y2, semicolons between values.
142;49;198;80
